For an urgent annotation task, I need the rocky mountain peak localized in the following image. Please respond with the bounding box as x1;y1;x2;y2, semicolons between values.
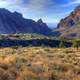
37;19;43;24
56;5;80;38
13;11;22;17
0;8;53;35
75;5;80;10
57;5;80;29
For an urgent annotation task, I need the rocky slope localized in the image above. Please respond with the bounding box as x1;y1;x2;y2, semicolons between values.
57;5;80;38
0;8;53;35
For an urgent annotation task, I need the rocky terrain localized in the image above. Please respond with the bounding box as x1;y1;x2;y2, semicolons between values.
56;5;80;39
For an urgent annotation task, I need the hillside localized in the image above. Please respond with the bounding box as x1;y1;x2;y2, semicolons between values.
56;5;80;39
0;8;53;35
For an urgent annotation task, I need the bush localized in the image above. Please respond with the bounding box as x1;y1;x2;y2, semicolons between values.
59;41;66;48
72;39;79;49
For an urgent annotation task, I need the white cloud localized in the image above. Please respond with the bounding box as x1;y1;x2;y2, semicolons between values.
0;0;78;23
0;0;54;14
25;0;54;11
60;0;80;7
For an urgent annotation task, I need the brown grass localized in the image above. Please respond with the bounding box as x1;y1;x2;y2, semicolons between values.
0;47;79;80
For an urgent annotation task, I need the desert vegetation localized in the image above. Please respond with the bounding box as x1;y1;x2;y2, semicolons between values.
0;34;51;40
0;47;79;80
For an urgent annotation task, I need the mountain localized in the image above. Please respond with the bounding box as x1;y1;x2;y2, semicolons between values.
56;5;80;39
0;8;53;35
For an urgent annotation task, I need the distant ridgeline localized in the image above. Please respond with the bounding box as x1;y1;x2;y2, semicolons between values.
0;8;54;35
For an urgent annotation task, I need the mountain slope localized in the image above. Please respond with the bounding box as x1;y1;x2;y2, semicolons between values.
57;5;80;38
0;8;53;35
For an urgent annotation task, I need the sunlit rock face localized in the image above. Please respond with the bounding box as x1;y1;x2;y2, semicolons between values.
0;8;53;35
57;5;80;29
56;5;80;38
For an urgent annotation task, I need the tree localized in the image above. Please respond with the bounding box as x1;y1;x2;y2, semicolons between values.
72;39;79;49
59;37;66;48
59;41;66;48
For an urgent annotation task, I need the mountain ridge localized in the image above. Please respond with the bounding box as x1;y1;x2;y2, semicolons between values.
0;8;53;35
56;5;80;39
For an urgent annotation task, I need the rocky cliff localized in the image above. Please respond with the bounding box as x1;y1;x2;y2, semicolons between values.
57;5;80;38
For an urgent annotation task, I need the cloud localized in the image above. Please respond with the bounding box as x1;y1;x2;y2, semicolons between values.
0;0;19;8
0;0;78;24
60;0;80;7
0;0;55;14
25;0;54;10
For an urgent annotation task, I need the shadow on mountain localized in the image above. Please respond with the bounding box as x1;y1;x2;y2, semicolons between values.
0;39;72;47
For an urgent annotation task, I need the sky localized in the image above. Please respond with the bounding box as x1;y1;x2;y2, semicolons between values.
0;0;80;27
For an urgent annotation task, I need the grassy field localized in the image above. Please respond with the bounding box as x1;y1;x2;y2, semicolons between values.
0;47;79;80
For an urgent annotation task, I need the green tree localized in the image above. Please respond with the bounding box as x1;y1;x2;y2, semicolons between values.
59;37;66;48
59;41;66;48
72;39;79;49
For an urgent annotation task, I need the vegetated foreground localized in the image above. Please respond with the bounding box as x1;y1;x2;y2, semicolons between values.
0;47;80;80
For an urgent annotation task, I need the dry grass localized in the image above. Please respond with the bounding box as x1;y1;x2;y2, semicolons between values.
0;47;79;80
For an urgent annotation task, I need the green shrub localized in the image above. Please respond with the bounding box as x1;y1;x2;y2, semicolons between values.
72;39;79;49
59;41;66;48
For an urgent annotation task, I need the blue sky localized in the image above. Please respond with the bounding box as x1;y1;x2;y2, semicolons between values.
0;0;80;26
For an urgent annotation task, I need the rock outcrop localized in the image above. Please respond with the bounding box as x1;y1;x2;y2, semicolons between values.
57;5;80;38
57;5;80;29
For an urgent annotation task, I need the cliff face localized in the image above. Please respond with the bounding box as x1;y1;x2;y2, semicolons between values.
57;5;80;29
57;5;80;38
0;8;53;35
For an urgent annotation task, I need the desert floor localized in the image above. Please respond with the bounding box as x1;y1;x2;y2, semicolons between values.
0;47;79;80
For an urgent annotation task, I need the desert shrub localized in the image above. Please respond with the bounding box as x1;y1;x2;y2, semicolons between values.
41;44;45;47
0;68;5;77
18;65;38;80
0;64;9;70
59;41;66;48
52;63;74;72
72;39;79;49
28;44;33;47
59;36;67;48
63;49;75;54
1;71;16;80
0;67;17;80
11;46;19;49
44;47;50;52
50;72;59;80
73;67;80;75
